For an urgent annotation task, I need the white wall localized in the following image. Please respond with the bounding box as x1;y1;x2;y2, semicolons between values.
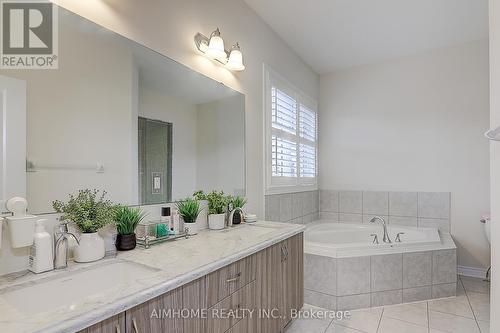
52;0;320;218
319;40;490;269
489;0;499;330
196;95;246;195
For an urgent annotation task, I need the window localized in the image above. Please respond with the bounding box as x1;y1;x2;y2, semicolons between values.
265;66;318;193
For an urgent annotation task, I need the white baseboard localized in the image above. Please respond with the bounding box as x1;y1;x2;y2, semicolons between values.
458;265;488;279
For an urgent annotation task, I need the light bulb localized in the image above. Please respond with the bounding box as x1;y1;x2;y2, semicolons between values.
207;28;227;61
227;43;245;71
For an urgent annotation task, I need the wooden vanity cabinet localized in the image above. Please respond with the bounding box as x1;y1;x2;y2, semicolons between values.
79;233;303;333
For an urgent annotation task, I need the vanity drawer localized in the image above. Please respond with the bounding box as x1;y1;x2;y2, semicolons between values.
207;280;256;333
206;253;257;308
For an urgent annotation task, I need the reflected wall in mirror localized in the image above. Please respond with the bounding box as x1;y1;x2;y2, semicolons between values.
0;7;245;214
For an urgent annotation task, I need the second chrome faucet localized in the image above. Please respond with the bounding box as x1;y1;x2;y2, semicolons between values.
369;216;391;243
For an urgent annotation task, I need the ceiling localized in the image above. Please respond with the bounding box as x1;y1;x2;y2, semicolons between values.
244;0;489;74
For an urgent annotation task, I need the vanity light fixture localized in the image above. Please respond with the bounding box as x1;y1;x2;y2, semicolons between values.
194;28;245;71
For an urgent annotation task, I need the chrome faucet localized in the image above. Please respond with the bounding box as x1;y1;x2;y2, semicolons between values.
54;222;79;269
227;206;245;227
369;216;391;243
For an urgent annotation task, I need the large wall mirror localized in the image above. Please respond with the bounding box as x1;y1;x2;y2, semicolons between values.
0;7;245;214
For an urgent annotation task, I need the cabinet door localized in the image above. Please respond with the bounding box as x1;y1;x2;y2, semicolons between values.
126;288;183;333
182;277;207;333
255;242;282;333
280;233;304;329
77;313;125;333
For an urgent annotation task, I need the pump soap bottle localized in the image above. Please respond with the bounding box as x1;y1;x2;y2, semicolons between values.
29;219;54;273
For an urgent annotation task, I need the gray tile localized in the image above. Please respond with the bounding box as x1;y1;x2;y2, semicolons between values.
320;190;339;212
291;192;303;219
338;213;363;224
285;303;333;333
337;294;371;311
290;217;302;224
429;311;480;333
403;286;432;303
320;212;339;221
371;254;403;292
304;253;337;295
302;213;316;224
389;216;417;227
339;191;362;214
280;194;292;222
432;250;457;284
432;283;457;298
403;251;432;288
418;218;450;233
304;289;337;311
363;191;388;215
302;191;315;215
337;256;370;295
418;192;450;219
363;215;388;224
389;192;418;217
265;195;280;221
313;190;319;213
460;276;491;294
371;290;402;307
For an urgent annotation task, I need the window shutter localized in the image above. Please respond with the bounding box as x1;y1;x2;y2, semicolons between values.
265;66;317;192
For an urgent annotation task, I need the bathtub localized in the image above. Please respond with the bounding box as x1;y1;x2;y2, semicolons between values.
305;222;441;257
303;220;457;310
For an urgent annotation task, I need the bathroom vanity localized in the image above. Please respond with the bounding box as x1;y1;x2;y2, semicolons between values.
0;222;304;333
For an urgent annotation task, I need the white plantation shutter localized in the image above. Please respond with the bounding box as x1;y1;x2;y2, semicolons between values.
265;66;317;192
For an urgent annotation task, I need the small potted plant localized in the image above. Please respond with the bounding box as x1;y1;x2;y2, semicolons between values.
114;206;146;251
53;189;116;262
230;196;247;225
195;190;229;230
176;197;202;235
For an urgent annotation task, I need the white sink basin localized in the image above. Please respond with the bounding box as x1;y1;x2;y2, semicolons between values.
2;261;157;316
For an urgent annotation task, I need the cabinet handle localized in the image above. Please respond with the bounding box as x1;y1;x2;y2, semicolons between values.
284;244;289;260
226;272;241;283
115;325;121;333
132;318;139;333
281;245;286;262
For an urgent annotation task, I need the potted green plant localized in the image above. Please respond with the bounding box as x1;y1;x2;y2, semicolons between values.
114;206;146;251
176;197;202;235
194;190;230;230
230;196;247;225
53;189;116;262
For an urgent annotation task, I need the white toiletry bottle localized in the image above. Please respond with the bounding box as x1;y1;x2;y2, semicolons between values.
172;208;180;235
29;219;54;273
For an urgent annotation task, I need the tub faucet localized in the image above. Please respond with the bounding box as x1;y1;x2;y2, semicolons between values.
369;216;391;243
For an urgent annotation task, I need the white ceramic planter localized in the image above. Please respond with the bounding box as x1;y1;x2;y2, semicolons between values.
184;222;198;235
74;232;105;262
6;215;37;248
208;213;226;230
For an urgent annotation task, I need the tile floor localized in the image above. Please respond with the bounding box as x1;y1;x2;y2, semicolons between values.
286;276;490;333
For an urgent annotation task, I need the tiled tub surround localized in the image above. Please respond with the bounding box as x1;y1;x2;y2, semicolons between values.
320;190;451;233
304;229;457;310
265;190;319;223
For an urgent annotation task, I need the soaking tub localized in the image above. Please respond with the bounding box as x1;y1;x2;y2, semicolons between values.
303;220;457;310
305;222;442;257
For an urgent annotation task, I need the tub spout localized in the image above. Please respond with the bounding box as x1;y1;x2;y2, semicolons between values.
369;216;391;243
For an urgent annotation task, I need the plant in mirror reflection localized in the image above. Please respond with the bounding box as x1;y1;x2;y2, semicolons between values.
176;197;203;223
114;206;146;235
193;190;231;214
52;189;117;233
231;196;247;209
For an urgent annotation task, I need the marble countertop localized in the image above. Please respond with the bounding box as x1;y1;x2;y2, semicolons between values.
0;221;305;333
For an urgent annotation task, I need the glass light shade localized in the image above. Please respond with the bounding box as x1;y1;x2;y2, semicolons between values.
207;35;227;61
227;48;245;71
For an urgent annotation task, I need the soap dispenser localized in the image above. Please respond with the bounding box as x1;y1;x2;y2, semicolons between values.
28;219;54;273
5;197;37;248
